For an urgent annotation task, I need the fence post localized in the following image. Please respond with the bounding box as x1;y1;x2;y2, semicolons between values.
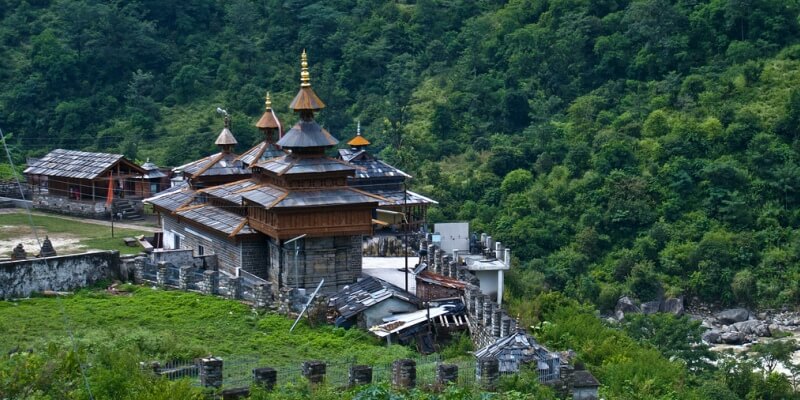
436;364;458;386
228;276;242;299
203;270;218;295
302;361;326;384
500;317;511;338
199;357;223;389
253;367;277;391
477;358;499;391
349;365;373;387
156;261;168;288
483;300;494;327
179;266;191;291
221;388;250;400
254;283;272;308
391;359;416;390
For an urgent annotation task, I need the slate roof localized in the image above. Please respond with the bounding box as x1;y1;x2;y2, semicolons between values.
139;160;167;179
200;179;260;204
180;152;250;178
242;186;379;209
350;159;411;181
239;185;288;208
572;370;600;388
237;142;284;166
145;184;194;212
475;331;560;373
24;149;144;179
329;276;422;320
367;189;439;206
277;120;338;148
174;204;254;236
255;154;355;176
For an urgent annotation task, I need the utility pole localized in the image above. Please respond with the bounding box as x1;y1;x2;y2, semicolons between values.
404;181;408;293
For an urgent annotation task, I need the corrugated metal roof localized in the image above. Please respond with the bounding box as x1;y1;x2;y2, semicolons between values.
23;149;142;179
329;276;422;320
369;306;450;337
416;271;468;290
277;120;338;148
350;159;411;180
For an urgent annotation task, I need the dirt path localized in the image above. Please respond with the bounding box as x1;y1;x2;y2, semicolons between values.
0;209;160;232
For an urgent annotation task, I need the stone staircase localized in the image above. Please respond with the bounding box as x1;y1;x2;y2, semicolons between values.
113;199;144;221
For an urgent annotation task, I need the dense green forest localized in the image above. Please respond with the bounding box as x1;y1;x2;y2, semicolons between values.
4;0;800;397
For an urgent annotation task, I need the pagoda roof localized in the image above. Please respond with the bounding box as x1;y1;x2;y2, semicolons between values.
241;185;381;209
347;135;370;147
237;142;284;166
215;127;237;145
179;152;249;178
289;86;326;111
256;108;282;130
277;120;338;148
175;203;255;236
254;154;354;176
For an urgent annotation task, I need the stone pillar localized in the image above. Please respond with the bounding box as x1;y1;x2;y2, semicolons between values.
473;293;483;320
392;359;416;390
253;367;277;391
500;317;511;338
349;365;373;387
434;249;442;274
254;283;272;308
133;256;145;283
436;364;458;386
427;244;434;266
483;301;494;326
228;276;242;300
504;248;511;268
179;266;191;290
203;270;218;295
492;309;503;337
453;249;460;265
464;289;473;316
199;357;223;389
509;318;517;333
221;388;250;400
156;261;168;288
302;361;326;384
477;358;499;391
448;262;458;279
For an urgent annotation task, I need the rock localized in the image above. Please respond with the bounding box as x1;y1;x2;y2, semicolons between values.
733;320;771;337
702;330;721;344
661;298;684;316
716;308;749;324
615;296;640;320
769;324;781;334
641;300;662;315
720;331;745;345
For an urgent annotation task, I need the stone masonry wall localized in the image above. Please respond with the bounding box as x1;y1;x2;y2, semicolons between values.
162;216;246;274
32;194;108;219
0;250;119;299
274;235;362;295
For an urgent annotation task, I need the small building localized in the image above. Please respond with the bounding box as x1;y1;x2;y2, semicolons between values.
571;370;600;400
474;331;562;383
329;276;422;329
24;149;147;218
137;158;169;197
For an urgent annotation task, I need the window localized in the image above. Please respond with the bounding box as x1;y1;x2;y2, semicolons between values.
198;245;204;256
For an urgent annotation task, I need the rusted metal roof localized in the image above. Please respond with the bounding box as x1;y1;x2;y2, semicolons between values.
23;149;144;179
277;120;338;148
416;271;467;290
181;152;250;178
329;276;422;320
289;87;326;111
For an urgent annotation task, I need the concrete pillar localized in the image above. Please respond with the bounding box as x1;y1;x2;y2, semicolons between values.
477;358;499;391
253;367;277;391
392;359;416;389
497;269;504;306
254;283;272;308
486;236;494;255
436;364;458;386
500;317;511;338
492;309;503;337
203;270;218;295
179;266;191;290
199;357;223;389
228;276;242;300
302;361;326;384
473;292;483;320
509;318;517;333
449;262;458;279
156;261;168;288
349;365;373;387
133;256;145;283
480;233;487;248
495;242;503;260
504;248;511;268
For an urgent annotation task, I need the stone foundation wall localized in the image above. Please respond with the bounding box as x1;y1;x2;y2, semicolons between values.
277;235;362;294
32;194;108;219
0;250;119;299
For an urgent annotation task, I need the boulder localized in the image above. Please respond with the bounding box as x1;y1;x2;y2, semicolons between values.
733;320;770;337
716;308;749;325
641;300;662;315
661;298;684;316
615;296;640;320
720;331;745;345
702;330;721;344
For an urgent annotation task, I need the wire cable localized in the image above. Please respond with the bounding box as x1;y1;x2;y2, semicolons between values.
0;127;95;400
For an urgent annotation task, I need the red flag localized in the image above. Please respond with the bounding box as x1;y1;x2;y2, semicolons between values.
106;172;114;207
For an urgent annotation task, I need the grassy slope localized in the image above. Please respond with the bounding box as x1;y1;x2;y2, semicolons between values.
0;212;148;255
0;286;411;365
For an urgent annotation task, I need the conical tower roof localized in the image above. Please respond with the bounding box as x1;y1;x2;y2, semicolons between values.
256;92;282;131
347;121;370;147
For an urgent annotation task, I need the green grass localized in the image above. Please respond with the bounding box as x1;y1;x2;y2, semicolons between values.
0;286;411;365
0;212;148;255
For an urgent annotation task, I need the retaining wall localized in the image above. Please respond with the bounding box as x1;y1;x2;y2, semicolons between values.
0;250;119;299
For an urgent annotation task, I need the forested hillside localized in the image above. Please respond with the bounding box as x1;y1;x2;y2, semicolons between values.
3;0;800;311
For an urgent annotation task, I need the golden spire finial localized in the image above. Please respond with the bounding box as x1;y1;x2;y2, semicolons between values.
300;49;311;87
265;91;272;110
